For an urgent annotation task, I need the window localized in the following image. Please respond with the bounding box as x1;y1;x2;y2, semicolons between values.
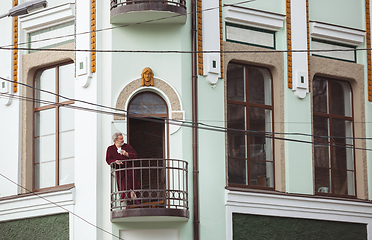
227;63;274;189
34;62;75;190
313;76;355;196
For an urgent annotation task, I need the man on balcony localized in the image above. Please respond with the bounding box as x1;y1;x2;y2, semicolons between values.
106;132;139;206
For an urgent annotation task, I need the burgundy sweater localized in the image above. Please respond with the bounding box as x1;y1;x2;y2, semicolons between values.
106;143;138;165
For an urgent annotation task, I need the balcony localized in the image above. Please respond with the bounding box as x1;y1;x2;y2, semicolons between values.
110;158;189;222
110;0;187;24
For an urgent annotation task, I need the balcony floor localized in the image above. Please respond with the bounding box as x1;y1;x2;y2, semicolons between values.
111;208;189;222
110;11;186;24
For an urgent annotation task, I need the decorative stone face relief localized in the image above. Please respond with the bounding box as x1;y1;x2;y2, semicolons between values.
141;67;154;86
114;76;184;135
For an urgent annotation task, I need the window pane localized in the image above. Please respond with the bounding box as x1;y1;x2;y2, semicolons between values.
34;108;56;137
331;81;352;117
248;67;271;105
313;116;330;168
333;169;354;195
143;92;153;103
35;161;56;189
249;136;268;160
227;63;245;101
59;63;75;102
34;108;56;164
250;160;273;187
143;104;153;114
332;119;353;145
313;115;329;143
128;92;167;115
35;134;56;164
314;146;330;168
59;157;74;185
313;78;328;113
249;108;272;161
59;107;75;132
129;104;142;114
315;167;331;193
59;130;74;160
131;94;142;104
153;104;167;114
35;68;56;108
228;157;246;185
228;133;246;158
332;146;354;170
227;104;245;130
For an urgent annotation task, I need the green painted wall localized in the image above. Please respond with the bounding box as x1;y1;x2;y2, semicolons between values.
197;76;226;240
284;92;313;194
0;213;69;240
233;213;367;240
309;0;365;30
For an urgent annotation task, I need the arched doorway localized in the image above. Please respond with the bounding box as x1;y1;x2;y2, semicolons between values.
127;91;168;159
127;92;168;202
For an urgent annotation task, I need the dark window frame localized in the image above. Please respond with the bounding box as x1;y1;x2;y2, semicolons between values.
313;76;357;198
227;62;275;190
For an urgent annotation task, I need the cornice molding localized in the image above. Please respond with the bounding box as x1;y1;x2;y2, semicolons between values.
224;6;285;32
20;2;75;33
0;188;75;222
310;21;365;46
226;190;372;220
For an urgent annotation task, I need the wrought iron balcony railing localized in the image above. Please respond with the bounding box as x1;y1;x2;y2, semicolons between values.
110;158;189;221
110;0;187;24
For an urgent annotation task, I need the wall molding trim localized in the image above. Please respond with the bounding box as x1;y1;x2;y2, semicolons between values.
226;190;372;240
310;21;365;46
0;188;74;222
20;3;75;33
224;6;285;32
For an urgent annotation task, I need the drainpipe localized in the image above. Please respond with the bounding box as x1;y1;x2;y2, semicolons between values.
191;0;199;239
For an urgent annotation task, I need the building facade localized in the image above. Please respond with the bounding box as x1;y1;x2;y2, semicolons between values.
1;0;372;239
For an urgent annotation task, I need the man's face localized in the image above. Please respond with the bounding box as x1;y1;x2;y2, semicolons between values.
115;135;124;146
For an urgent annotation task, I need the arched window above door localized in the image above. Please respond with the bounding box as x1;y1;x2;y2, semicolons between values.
128;92;167;116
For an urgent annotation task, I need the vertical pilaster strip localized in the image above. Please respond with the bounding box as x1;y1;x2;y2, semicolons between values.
219;0;223;78
286;0;292;89
91;0;96;73
197;0;203;75
306;0;310;92
13;0;18;93
366;0;372;101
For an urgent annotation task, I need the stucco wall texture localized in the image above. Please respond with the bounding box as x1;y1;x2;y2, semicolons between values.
0;213;69;240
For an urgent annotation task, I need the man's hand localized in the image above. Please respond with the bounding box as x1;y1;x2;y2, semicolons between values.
121;149;129;157
115;160;123;165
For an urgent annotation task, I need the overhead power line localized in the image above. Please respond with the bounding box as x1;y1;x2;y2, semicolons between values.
1;76;372;152
0;76;368;141
0;46;368;54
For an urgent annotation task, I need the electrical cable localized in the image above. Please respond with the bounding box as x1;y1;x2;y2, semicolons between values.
2;75;372;142
0;0;257;49
0;46;367;54
1;90;372;152
0;172;124;240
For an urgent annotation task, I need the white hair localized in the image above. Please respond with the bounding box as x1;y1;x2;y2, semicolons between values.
112;132;123;142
